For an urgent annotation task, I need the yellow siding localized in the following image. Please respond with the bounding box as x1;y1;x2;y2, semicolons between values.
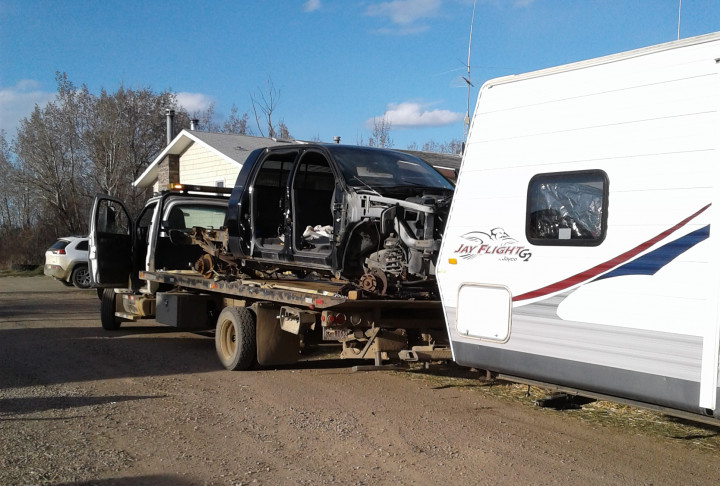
179;143;241;187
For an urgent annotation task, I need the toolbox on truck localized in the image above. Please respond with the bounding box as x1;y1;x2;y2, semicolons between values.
155;292;216;329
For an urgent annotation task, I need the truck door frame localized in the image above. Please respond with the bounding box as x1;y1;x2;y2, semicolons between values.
289;149;338;261
88;195;134;288
249;149;299;258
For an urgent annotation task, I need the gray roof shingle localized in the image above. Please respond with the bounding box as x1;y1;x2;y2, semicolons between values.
189;131;292;163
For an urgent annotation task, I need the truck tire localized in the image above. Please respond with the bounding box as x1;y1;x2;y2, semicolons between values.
215;306;257;371
100;288;122;331
71;265;91;289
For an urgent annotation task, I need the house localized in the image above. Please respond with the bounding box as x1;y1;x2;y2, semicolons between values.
400;149;461;182
133;129;293;192
134;127;462;192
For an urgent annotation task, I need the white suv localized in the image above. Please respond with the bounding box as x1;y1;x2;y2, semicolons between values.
44;237;91;289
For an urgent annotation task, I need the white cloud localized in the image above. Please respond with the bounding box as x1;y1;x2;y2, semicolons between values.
0;80;56;136
176;92;215;113
365;0;442;26
303;0;321;12
368;101;463;129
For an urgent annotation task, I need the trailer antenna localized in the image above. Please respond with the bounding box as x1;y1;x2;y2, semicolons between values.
677;0;682;40
462;0;477;149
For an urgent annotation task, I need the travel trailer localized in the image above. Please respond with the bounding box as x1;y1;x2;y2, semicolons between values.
436;32;720;422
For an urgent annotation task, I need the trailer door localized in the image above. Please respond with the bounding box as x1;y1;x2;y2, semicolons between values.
88;195;132;287
456;284;512;343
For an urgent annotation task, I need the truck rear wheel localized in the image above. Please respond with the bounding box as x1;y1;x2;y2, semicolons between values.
216;306;257;371
100;288;122;331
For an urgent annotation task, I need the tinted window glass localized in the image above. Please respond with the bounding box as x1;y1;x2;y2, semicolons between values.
137;204;155;228
526;170;608;246
75;240;89;251
50;240;69;250
330;147;453;190
254;153;295;189
294;153;334;191
97;200;130;235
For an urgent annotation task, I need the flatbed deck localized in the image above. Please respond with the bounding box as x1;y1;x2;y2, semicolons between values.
140;270;443;314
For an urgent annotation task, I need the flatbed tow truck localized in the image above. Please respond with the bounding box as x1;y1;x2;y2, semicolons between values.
90;144;452;370
134;269;449;370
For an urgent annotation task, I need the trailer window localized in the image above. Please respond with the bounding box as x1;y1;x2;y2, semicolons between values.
526;170;608;246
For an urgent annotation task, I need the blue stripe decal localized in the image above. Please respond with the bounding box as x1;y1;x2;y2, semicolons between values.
598;225;710;281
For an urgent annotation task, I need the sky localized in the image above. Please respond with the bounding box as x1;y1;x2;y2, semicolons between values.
1;0;720;150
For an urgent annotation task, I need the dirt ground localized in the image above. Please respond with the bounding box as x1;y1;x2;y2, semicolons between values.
1;276;719;486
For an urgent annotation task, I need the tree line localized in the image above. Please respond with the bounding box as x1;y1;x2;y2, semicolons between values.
0;73;460;268
0;73;273;267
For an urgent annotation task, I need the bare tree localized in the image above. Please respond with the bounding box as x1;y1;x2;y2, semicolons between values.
86;85;178;212
419;138;463;154
0;132;13;228
191;102;219;132
421;140;441;152
5;72;260;265
251;78;280;138
14;73;92;235
222;105;252;135
0;131;44;267
368;116;393;148
13;73;186;239
445;138;463;155
277;120;291;140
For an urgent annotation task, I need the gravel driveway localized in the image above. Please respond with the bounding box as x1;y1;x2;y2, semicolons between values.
1;276;719;485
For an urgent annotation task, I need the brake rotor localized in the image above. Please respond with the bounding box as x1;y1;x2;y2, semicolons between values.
193;254;214;278
359;270;387;295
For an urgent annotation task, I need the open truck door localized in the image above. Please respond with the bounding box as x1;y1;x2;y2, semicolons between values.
89;195;133;287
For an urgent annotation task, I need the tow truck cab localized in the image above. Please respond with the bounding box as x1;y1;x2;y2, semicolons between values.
88;184;232;292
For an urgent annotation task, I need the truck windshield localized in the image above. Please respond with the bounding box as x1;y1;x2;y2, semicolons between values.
330;147;454;191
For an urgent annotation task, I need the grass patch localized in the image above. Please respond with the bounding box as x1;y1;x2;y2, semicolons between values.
0;266;44;277
402;363;720;455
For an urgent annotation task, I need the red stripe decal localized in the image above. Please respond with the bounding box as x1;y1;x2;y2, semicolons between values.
513;203;711;302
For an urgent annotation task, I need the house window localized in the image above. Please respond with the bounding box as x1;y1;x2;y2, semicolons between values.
526;170;608;246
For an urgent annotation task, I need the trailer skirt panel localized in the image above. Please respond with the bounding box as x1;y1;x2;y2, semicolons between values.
452;341;718;420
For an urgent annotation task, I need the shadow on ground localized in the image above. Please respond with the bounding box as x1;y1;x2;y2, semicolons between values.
52;475;200;486
0;394;162;417
0;324;220;389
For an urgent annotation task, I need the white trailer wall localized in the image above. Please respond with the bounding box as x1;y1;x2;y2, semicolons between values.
437;33;720;418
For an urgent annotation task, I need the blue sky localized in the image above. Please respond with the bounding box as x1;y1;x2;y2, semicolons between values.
1;0;719;149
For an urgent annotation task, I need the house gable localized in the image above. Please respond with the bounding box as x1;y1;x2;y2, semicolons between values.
135;130;292;192
180;142;240;188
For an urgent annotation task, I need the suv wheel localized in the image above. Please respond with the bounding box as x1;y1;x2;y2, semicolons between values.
71;265;91;289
